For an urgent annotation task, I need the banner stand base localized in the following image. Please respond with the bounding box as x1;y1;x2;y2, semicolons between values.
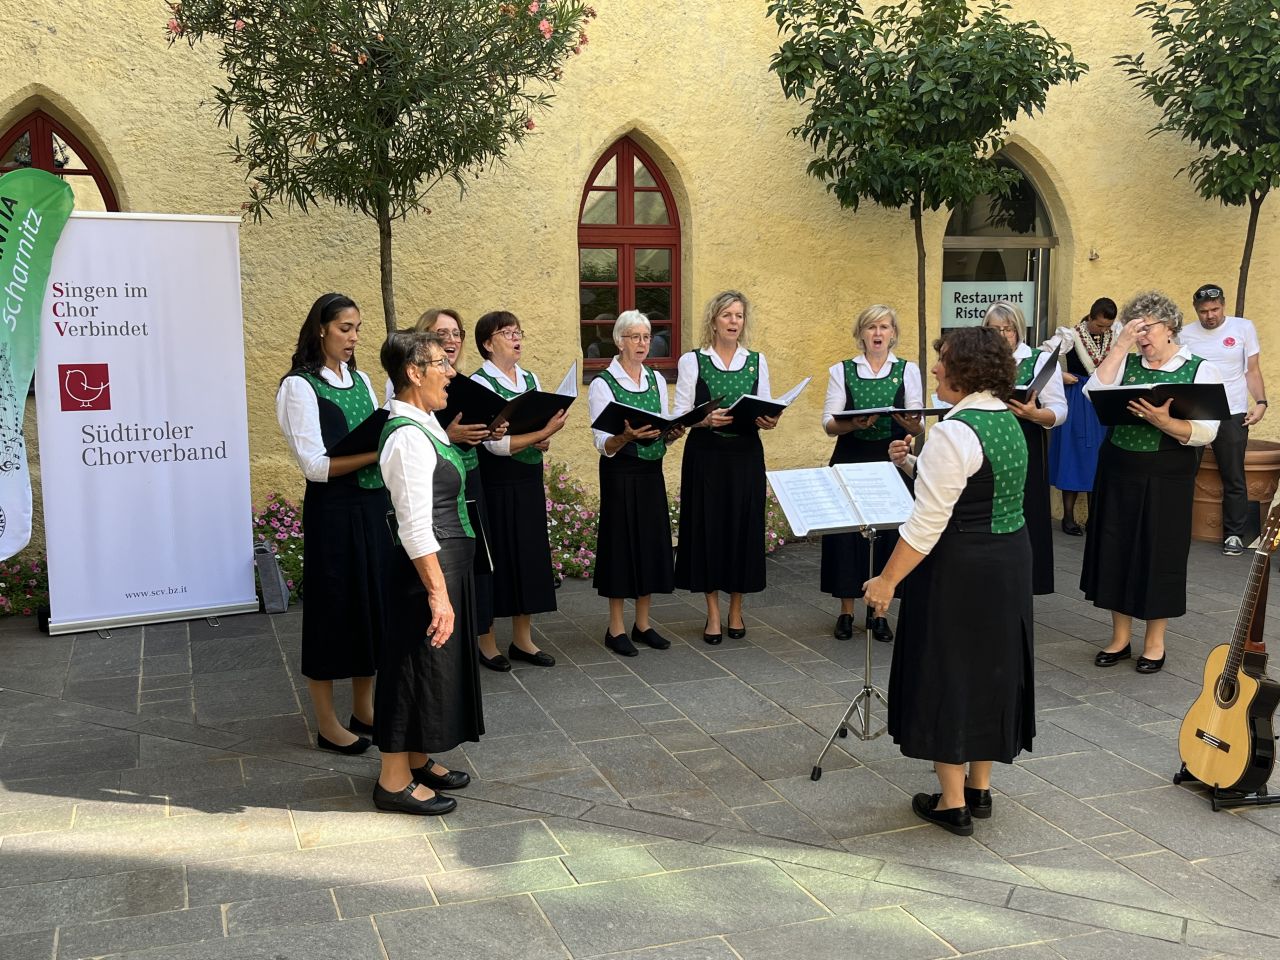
47;600;260;636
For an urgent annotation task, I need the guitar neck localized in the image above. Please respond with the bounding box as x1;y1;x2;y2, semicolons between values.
1227;549;1271;680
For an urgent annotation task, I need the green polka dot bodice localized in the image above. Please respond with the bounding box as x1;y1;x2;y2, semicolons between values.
1015;354;1039;387
600;368;665;460
297;370;383;489
457;443;479;473
949;408;1028;534
377;416;475;541
474;367;542;465
697;350;760;407
844;358;906;441
1109;354;1203;453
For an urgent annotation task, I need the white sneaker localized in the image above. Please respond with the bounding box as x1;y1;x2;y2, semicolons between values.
1223;536;1245;556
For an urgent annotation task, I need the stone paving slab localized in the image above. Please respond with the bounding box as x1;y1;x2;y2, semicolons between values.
1;532;1279;957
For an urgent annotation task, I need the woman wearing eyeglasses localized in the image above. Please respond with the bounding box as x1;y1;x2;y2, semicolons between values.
982;302;1066;596
673;290;778;644
471;310;569;671
588;310;686;656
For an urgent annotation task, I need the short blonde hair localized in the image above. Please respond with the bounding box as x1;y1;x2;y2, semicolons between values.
613;310;651;348
699;290;751;349
853;304;899;350
983;301;1026;346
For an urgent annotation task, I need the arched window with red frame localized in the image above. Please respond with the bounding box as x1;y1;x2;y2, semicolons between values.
578;137;680;372
0;109;120;212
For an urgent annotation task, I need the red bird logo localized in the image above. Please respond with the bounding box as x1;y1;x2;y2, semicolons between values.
58;363;111;411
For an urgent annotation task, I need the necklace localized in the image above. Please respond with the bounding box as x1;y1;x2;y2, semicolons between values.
1074;322;1112;372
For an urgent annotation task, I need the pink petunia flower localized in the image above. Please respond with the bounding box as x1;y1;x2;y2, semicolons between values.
538;18;553;39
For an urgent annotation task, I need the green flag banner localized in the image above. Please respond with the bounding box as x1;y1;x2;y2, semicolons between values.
0;169;74;560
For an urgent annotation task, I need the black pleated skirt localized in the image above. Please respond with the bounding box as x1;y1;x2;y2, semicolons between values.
300;481;389;681
1022;421;1054;596
375;537;485;754
478;451;557;617
1080;441;1197;620
888;526;1035;764
820;437;901;599
593;454;675;599
674;428;766;595
463;465;495;635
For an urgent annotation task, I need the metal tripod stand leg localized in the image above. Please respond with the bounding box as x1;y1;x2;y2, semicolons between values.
812;528;889;781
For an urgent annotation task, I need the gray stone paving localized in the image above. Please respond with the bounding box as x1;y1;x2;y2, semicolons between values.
2;530;1280;958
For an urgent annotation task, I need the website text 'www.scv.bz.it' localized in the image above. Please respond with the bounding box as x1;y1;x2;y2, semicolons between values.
124;585;189;599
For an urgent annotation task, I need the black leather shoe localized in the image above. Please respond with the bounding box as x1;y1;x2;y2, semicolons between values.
703;621;723;645
871;616;894;643
348;714;375;736
508;644;556;667
412;760;471;791
479;651;512;672
726;622;747;640
834;614;854;641
632;625;670;650
1094;645;1131;667
964;786;992;819
1135;654;1166;674
373;780;457;815
317;732;372;755
606;629;638;657
912;793;973;836
1061;518;1083;536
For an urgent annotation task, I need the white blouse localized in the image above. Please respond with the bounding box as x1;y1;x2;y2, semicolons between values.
379;399;452;560
673;346;772;416
275;363;380;483
896;391;1012;556
587;358;671;456
1012;342;1068;429
821;353;923;429
472;359;541;457
1082;344;1222;447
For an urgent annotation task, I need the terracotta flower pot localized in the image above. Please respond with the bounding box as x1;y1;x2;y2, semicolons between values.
1192;439;1280;542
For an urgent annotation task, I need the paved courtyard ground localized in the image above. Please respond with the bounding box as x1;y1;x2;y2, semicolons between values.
2;529;1280;959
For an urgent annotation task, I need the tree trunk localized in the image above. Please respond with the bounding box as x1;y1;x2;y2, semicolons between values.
377;194;397;335
1235;190;1266;317
912;196;929;404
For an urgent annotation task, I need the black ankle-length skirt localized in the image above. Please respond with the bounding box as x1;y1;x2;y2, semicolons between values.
375;537;485;754
674;428;766;595
463;464;495;635
1022;419;1054;596
478;450;557;617
593;454;675;599
300;481;389;681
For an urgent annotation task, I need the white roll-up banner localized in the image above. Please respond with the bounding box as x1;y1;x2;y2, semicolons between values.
36;213;257;634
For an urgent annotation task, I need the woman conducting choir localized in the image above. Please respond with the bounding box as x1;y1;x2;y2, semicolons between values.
1082;292;1221;675
373;330;484;815
275;293;386;756
983;302;1066;596
864;326;1034;836
821;304;923;643
589;310;685;656
674;291;778;644
1042;298;1119;535
472;310;568;670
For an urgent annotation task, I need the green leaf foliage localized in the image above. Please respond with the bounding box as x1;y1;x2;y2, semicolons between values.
1115;0;1280;209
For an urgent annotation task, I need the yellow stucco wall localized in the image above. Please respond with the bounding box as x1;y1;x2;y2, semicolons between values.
7;1;1279;535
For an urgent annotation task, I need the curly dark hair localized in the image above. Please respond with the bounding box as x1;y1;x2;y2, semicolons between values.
933;327;1016;399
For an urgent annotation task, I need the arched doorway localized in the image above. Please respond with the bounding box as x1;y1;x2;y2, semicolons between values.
0;109;120;212
941;158;1056;343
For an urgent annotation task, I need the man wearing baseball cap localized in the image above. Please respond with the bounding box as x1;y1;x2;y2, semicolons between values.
1179;284;1267;555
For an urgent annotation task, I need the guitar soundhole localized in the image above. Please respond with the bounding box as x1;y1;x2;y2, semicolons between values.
1215;678;1239;708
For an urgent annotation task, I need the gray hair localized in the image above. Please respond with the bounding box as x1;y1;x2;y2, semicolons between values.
612;310;651;349
1121;290;1183;335
853;304;899;349
381;329;445;393
982;301;1026;346
699;290;752;349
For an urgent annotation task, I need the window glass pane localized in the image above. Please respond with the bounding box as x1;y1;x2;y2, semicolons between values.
944;161;1051;238
648;323;673;359
52;132;88;172
582;323;619;359
582;190;617;225
634;248;671;283
633;191;669;225
591;155;617;188
579;286;618;323
1;131;31;172
635;286;671;319
633;157;657;188
580;248;618;282
65;173;108;213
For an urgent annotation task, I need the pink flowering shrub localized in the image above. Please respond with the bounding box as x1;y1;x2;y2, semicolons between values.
254;493;304;602
0;553;49;618
667;491;790;555
544;461;598;581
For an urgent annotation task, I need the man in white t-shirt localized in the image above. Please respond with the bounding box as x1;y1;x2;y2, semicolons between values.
1179;283;1267;555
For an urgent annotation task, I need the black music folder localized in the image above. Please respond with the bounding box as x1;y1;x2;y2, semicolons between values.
723;378;812;430
436;374;510;429
1012;344;1061;404
830;406;949;421
590;397;720;444
1089;382;1230;426
325;408;390;457
441;364;578;435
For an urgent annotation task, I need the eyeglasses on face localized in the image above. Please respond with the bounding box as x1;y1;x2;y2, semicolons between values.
495;328;525;341
434;330;464;342
622;333;652;343
415;357;451;372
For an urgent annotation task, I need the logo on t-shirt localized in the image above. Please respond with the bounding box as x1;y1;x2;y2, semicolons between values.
1223;336;1237;347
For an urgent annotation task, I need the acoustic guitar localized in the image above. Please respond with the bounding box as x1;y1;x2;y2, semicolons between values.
1178;504;1280;794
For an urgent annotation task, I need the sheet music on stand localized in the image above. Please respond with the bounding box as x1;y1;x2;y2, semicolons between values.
767;461;914;536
